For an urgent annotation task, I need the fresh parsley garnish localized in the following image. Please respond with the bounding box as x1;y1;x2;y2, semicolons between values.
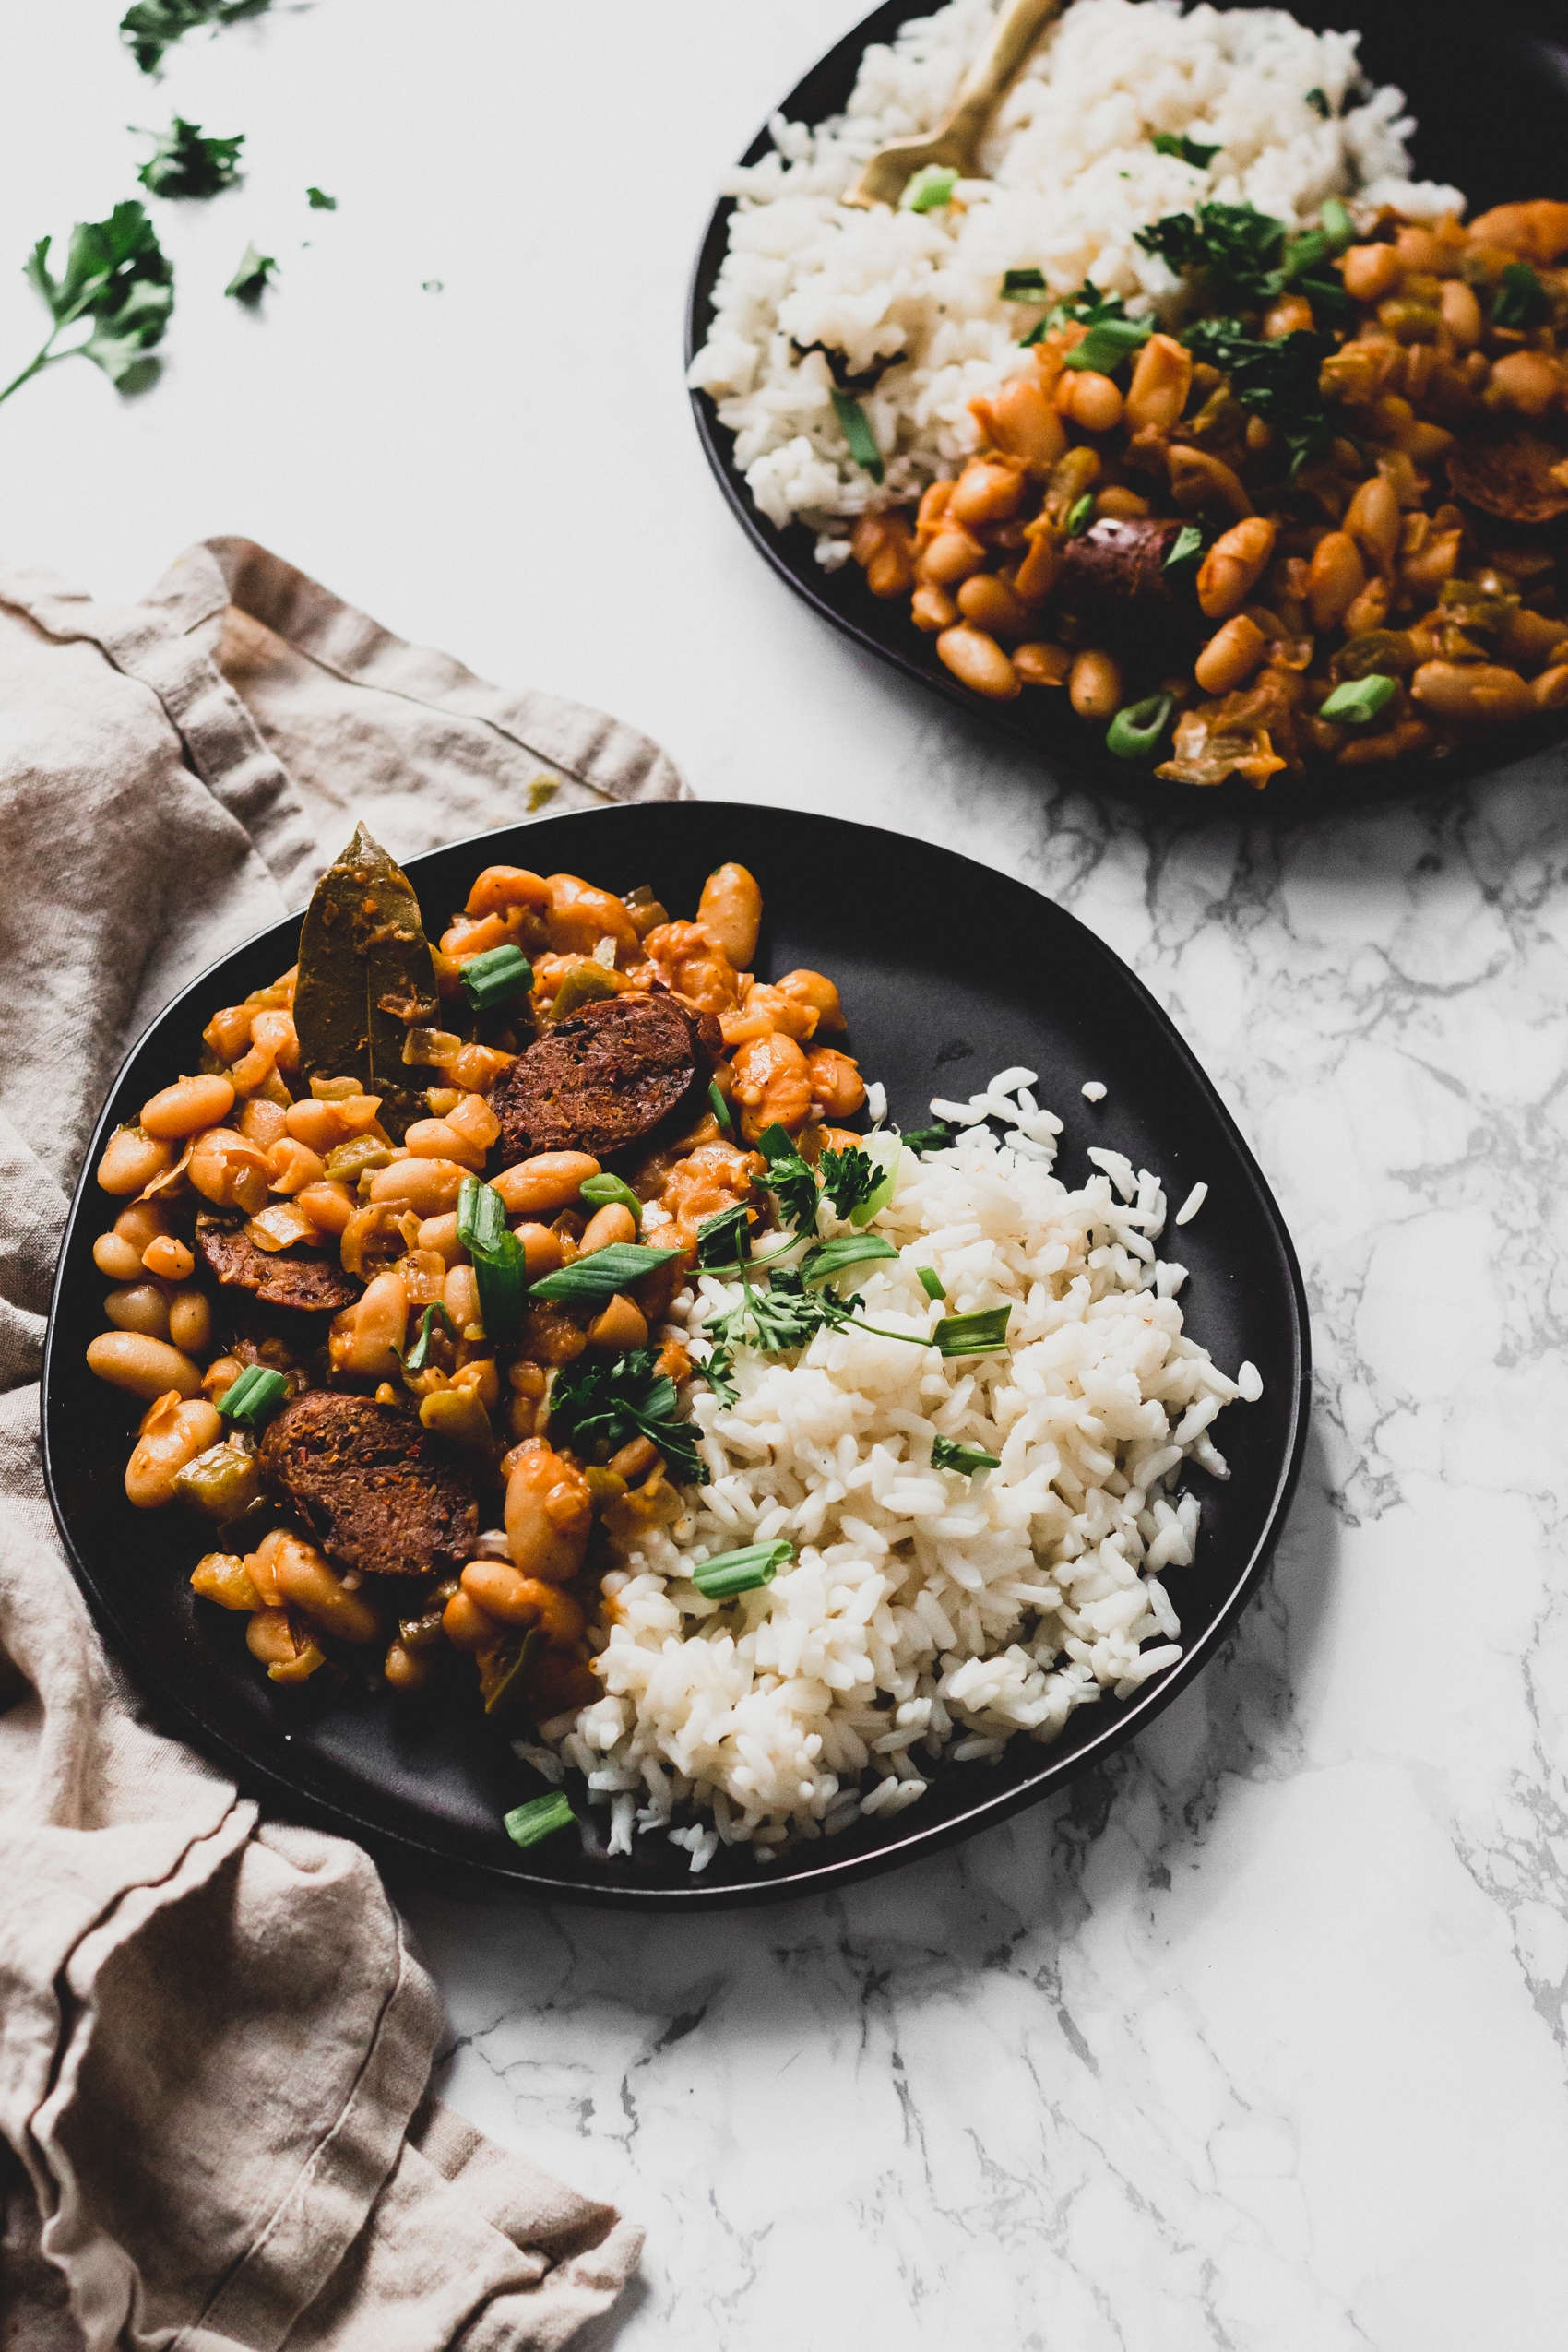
695;1204;753;1267
1493;262;1549;330
225;242;277;305
549;1346;704;1487
756;1123;820;1234
1136;200;1286;307
817;1145;878;1219
901;1120;957;1154
4;201;174;409
1164;522;1205;570
1305;87;1331;119
1180;318;1336;476
137;118;244;200
306;186;338;211
1152;132;1219;169
121;0;271;76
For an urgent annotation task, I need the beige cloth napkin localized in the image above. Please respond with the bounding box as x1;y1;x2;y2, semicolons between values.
0;539;683;2350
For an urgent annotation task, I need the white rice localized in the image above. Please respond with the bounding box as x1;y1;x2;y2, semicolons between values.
536;1067;1259;1870
688;0;1465;552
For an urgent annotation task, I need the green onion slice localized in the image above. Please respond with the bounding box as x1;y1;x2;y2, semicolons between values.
1320;196;1354;252
459;944;533;1012
1001;267;1048;301
472;1230;527;1341
934;1305;1013;1358
831;390;885;484
906;165;957;213
696;1204;752;1266
1163;522;1204;571
692;1540;793;1598
708;1078;733;1133
916;1265;946;1301
216;1365;289;1427
402;1300;454;1372
1065;493;1095;537
457;1174;507;1257
1320;673;1397;725
528;1242;682;1305
1151;132;1219;169
801;1234;897;1286
932;1435;1001;1473
1106;693;1175;762
1061;315;1153;374
504;1791;576;1849
849;1134;901;1229
580;1172;644;1226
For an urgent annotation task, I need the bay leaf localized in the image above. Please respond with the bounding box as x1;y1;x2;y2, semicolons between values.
293;822;440;1139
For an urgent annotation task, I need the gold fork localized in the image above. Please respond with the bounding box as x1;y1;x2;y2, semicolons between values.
841;0;1064;211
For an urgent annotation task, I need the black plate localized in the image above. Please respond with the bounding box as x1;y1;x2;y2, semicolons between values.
686;0;1568;809
44;802;1309;1907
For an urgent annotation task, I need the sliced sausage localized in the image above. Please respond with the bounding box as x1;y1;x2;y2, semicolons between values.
1061;516;1189;618
491;992;721;1164
1446;428;1568;526
196;1219;359;1313
257;1390;478;1578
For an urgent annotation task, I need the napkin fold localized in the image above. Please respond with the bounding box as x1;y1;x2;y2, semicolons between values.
0;540;679;2351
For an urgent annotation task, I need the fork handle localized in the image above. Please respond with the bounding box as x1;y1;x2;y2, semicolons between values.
946;0;1063;144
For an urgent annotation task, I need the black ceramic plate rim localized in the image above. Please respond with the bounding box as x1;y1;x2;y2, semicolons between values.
684;0;1568;811
43;802;1311;1909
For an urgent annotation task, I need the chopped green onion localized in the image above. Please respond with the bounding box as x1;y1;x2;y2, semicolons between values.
216;1365;289;1427
402;1301;454;1372
1152;132;1219;169
1061;315;1154;374
849;1139;900;1229
1281;229;1332;284
1001;267;1049;301
934;1305;1013;1358
801;1234;897;1285
1164;521;1204;571
1320;673;1398;725
1320;197;1354;254
528;1242;682;1305
459;944;533;1012
579;1172;644;1226
708;1079;733;1133
1106;693;1175;762
1493;262;1549;330
1065;493;1095;537
504;1791;576;1849
831;390;885;483
1305;87;1330;118
916;1265;946;1301
932;1435;1001;1473
472;1229;528;1341
696;1204;753;1266
457;1174;507;1257
692;1540;793;1598
906;165;958;213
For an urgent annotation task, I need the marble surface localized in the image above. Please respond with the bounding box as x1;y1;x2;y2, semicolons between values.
9;5;1568;2345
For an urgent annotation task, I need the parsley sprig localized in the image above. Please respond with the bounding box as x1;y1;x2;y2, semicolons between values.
137;118;244;199
549;1347;705;1487
4;201;173;410
122;0;271;77
1182;318;1336;476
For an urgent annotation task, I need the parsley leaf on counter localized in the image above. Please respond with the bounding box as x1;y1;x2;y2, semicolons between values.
121;0;271;76
549;1346;705;1487
3;201;173;409
137;118;244;200
225;243;277;305
306;187;338;211
1180;318;1336;475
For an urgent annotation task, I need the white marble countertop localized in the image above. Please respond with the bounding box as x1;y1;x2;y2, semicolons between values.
9;5;1568;2343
